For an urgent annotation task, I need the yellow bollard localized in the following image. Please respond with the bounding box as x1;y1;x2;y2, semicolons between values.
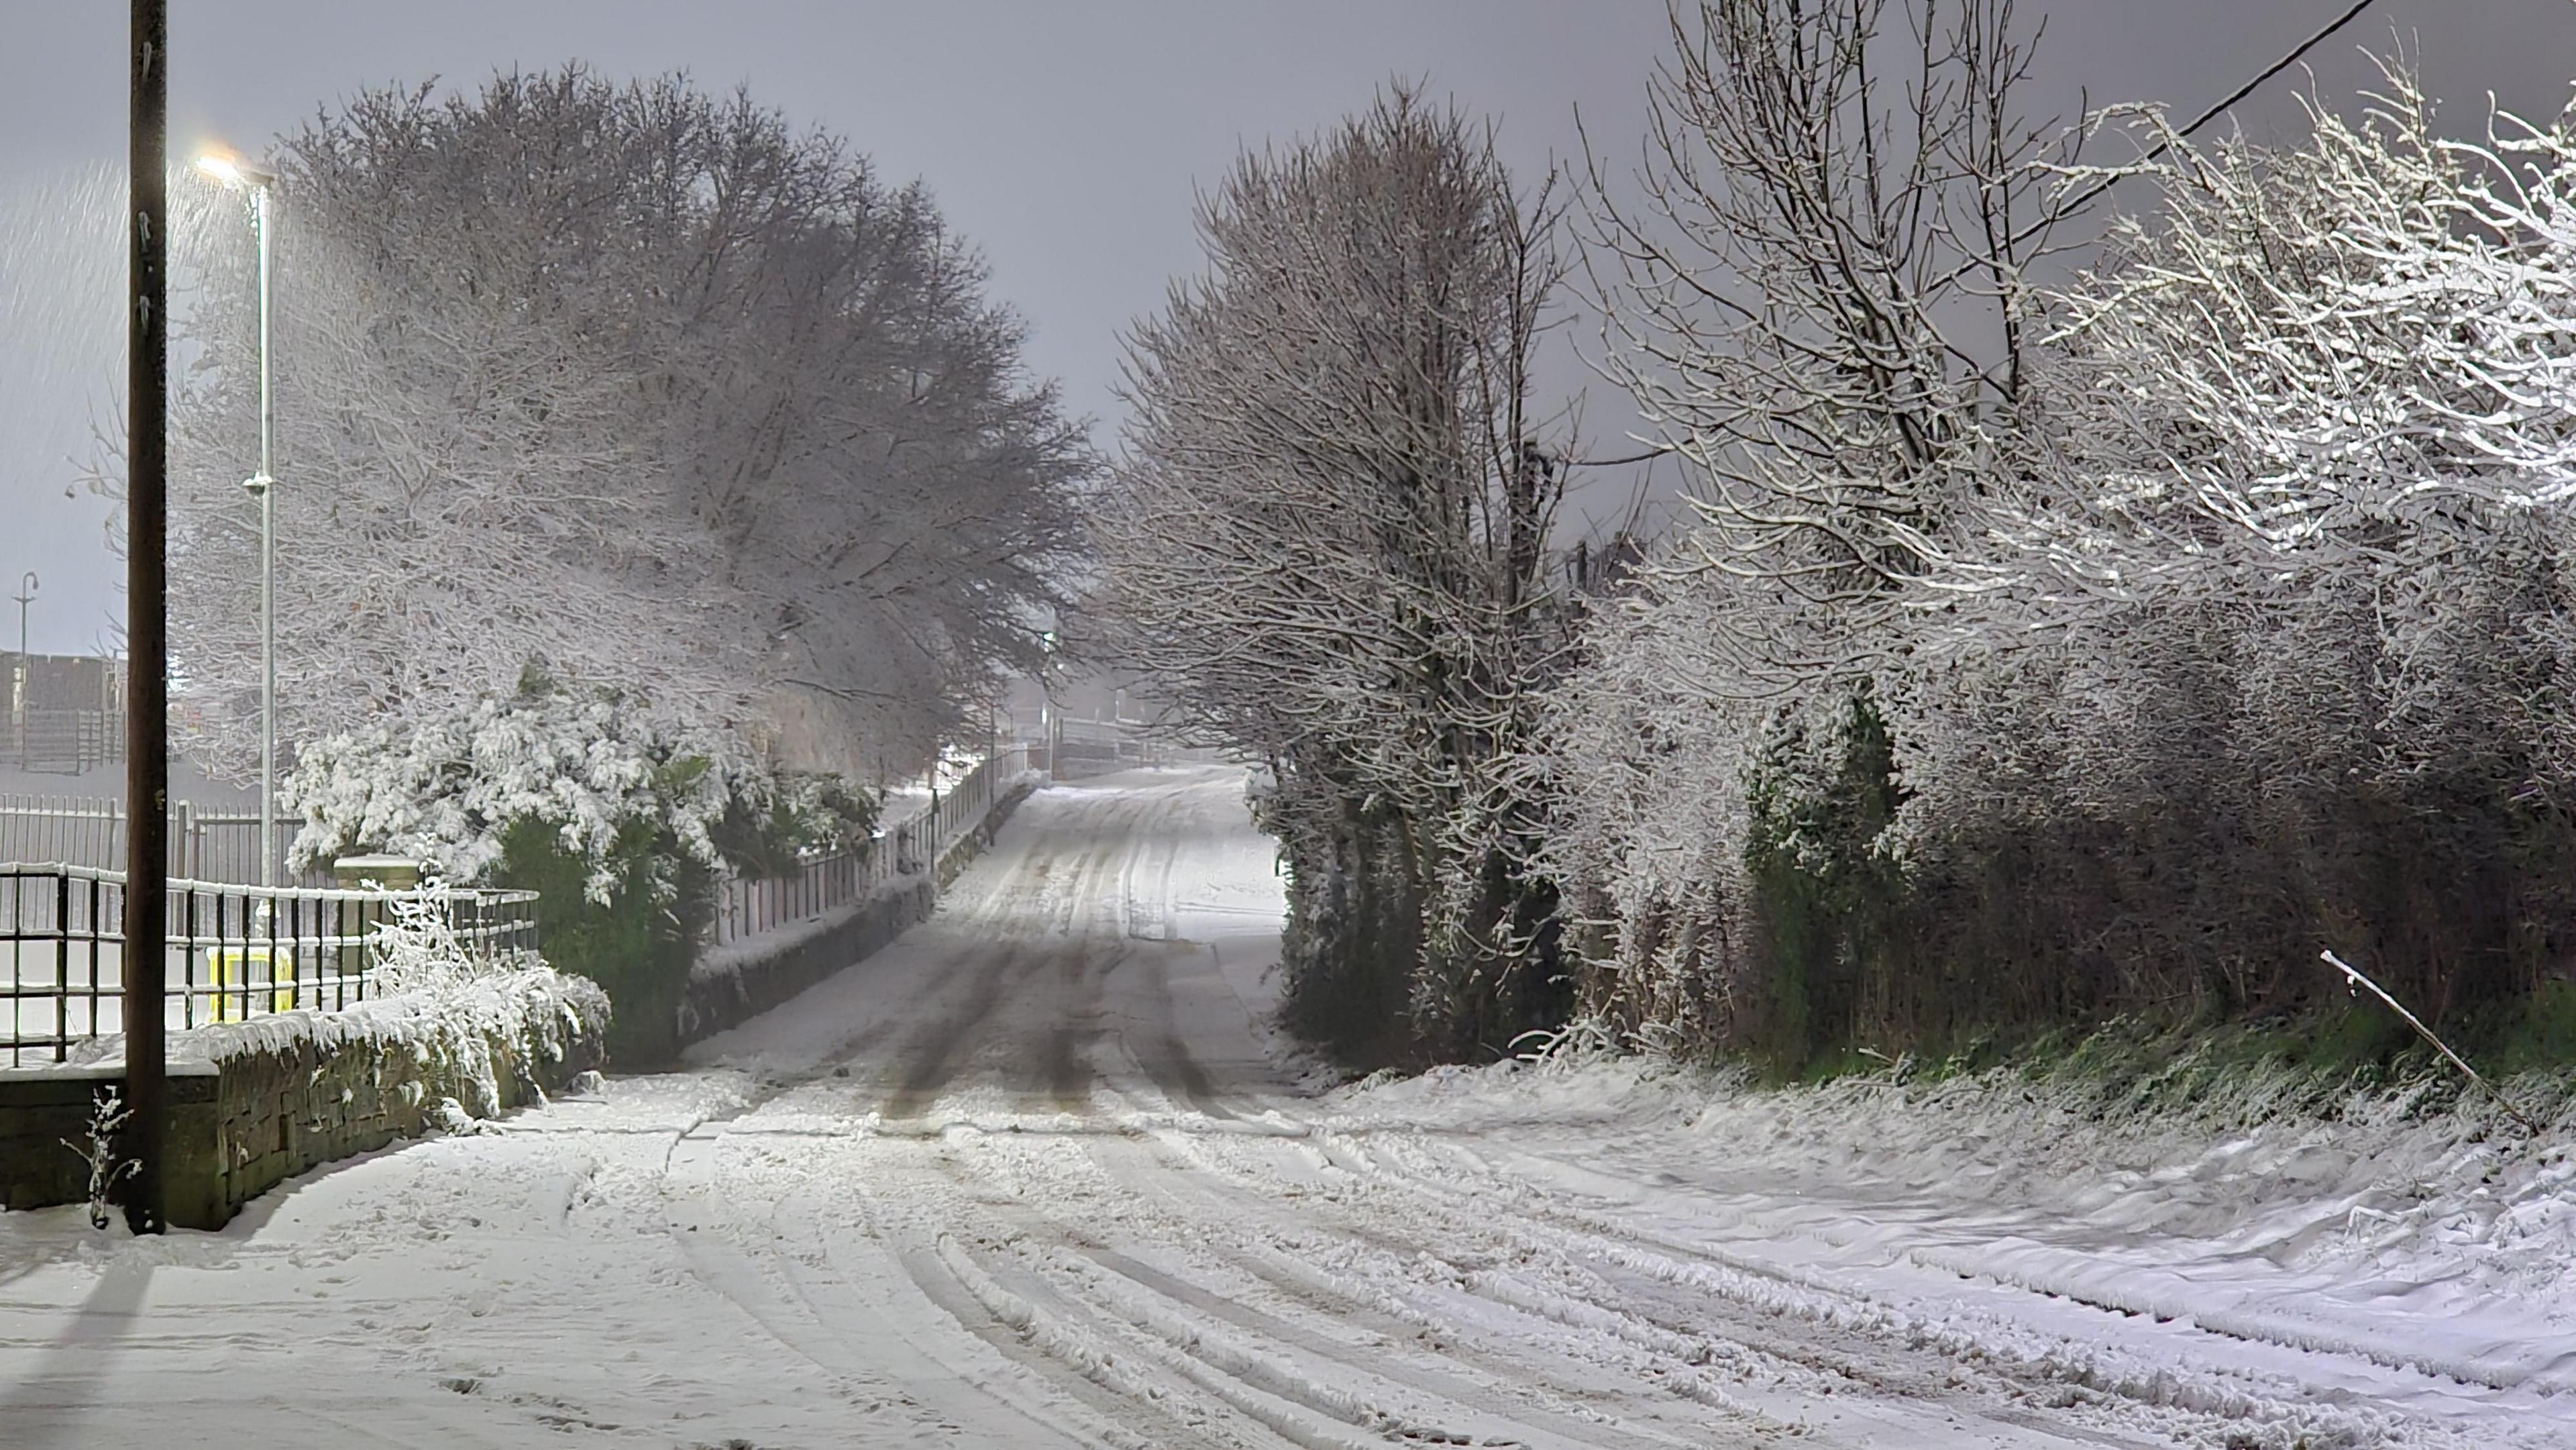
207;945;297;1021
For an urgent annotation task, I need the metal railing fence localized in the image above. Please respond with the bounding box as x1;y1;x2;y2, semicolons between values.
926;743;1031;862
0;864;541;1067
708;743;1034;948
0;793;319;888
710;848;873;946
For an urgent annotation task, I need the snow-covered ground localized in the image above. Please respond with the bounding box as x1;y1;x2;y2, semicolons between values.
1;765;2567;1448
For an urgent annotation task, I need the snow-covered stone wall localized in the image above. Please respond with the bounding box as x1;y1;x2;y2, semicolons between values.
0;968;608;1229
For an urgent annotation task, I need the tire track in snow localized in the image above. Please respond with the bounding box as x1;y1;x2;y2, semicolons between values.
843;1143;1263;1449
1069;1120;1951;1449
668;775;1309;1447
833;776;1842;1447
655;1127;1152;1449
1071;1243;1715;1450
1250;1123;2487;1449
876;941;1043;1120
894;1088;1806;1449
1074;1110;2259;1447
634;769;2487;1450
826;775;1660;1447
1122;941;1243;1123
937;1234;1393;1450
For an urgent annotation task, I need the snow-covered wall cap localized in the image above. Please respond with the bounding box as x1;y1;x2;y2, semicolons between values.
332;853;429;872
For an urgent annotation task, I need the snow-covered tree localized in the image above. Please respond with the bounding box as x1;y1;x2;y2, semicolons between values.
2000;62;2576;785
160;68;1086;781
1547;45;2576;1061
1582;0;2152;690
2019;64;2576;594
1542;0;2123;1054
1095;89;1573;1063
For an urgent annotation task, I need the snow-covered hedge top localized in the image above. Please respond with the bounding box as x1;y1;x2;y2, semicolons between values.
64;966;609;1075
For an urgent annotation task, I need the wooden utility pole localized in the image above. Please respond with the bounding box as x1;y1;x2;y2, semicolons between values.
123;0;169;1236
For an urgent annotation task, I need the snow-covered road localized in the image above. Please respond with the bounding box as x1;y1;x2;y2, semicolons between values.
3;767;2567;1448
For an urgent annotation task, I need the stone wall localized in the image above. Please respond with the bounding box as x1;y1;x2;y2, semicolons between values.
0;1064;220;1227
0;968;608;1229
2;774;1038;1225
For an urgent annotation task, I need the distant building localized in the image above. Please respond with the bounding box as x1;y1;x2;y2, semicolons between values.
7;652;126;774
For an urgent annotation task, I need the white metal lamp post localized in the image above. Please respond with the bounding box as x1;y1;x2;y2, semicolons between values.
198;150;278;886
10;572;34;770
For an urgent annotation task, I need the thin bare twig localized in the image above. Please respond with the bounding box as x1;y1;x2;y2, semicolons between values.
2322;949;2542;1135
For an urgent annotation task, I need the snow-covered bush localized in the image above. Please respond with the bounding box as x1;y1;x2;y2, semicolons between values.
287;671;873;1064
368;877;541;997
1542;46;2576;1068
284;672;757;905
1532;553;1770;1049
708;770;881;880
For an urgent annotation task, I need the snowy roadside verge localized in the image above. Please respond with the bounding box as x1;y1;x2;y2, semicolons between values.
1327;1045;2576;1408
1;967;609;1228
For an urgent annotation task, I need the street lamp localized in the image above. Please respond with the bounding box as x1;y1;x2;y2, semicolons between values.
10;572;34;770
198;149;278;887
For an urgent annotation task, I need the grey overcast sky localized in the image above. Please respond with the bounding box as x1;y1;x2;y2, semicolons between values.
4;1;2572;654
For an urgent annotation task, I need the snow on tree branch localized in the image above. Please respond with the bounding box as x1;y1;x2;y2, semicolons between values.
118;68;1087;782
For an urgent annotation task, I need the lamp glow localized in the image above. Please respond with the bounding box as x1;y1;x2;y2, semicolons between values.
195;152;274;189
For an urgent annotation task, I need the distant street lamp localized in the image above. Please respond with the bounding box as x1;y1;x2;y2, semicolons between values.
11;572;35;770
198;149;278;886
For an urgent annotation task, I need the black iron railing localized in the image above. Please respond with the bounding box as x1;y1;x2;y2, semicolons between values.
0;864;541;1067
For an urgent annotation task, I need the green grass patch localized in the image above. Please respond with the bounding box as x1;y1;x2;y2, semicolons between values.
1742;974;2576;1103
2445;979;2576;1080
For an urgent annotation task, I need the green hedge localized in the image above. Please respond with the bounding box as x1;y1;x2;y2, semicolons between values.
1734;684;2576;1078
494;818;714;1068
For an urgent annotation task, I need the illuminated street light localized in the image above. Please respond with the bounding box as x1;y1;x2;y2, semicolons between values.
194;152;272;189
198;148;280;886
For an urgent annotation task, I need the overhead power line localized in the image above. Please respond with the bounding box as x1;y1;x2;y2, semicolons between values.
1566;0;2389;472
2049;0;2387;232
2169;0;2386;148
